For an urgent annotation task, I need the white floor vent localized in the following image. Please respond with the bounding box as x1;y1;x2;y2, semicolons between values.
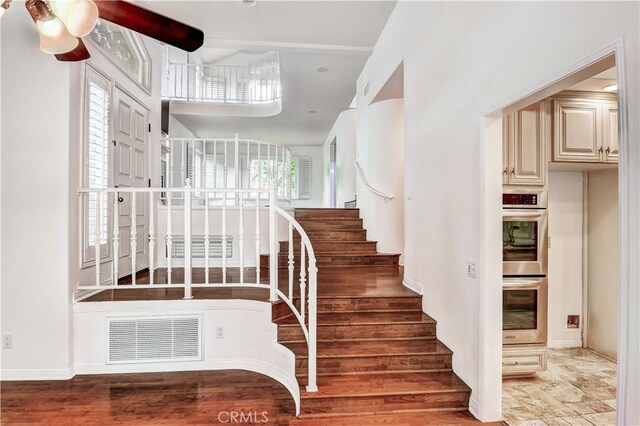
107;315;202;364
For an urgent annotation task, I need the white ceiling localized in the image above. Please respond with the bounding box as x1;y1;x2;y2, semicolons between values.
138;0;397;145
137;1;397;48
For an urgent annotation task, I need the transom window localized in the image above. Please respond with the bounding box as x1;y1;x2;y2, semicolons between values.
89;20;151;92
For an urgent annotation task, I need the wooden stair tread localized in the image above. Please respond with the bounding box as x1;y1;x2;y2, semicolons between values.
284;338;452;358
301;371;470;398
277;312;435;326
293;410;485;424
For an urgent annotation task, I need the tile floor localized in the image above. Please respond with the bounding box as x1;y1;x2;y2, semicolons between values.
502;348;617;426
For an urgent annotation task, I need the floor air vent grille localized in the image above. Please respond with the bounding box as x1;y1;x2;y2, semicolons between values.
107;316;201;364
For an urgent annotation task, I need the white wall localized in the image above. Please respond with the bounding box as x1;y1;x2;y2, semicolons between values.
289;145;323;208
548;172;584;348
73;299;299;413
322;109;357;207
357;99;404;257
357;2;639;422
587;169;619;360
1;12;74;378
1;10;164;379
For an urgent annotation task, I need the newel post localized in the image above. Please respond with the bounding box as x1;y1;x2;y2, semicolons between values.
269;185;278;302
183;179;193;299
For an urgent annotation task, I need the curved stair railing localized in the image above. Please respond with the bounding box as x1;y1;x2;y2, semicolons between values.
272;205;318;392
354;160;394;202
75;184;317;393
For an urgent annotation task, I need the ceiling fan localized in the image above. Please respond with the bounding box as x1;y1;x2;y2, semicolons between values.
0;0;204;61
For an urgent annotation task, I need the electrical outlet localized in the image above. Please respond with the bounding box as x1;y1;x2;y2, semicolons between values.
215;326;224;339
3;335;13;349
467;260;477;279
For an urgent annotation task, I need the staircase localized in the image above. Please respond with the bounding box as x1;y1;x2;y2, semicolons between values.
278;208;400;268
271;208;477;423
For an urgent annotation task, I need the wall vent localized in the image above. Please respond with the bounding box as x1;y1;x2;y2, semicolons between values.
107;315;201;364
169;235;233;259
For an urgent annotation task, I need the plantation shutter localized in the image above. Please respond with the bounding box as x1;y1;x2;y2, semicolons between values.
297;156;312;199
86;67;111;250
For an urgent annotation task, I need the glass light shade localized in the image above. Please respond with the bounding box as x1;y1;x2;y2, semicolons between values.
37;18;79;54
50;0;98;37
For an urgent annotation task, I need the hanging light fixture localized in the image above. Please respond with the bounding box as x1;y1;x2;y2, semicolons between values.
49;0;99;37
26;0;78;54
0;0;11;18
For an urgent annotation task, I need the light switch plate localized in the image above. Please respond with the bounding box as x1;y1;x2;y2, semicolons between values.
467;260;477;279
215;326;224;339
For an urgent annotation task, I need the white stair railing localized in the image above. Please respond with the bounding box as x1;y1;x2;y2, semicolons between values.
354;160;394;202
76;183;318;392
162;136;292;202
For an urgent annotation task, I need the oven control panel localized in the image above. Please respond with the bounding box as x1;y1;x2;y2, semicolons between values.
503;193;543;207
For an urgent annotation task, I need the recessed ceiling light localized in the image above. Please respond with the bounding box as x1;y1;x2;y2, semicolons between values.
307;110;317;114
603;84;618;92
243;0;258;7
314;66;328;73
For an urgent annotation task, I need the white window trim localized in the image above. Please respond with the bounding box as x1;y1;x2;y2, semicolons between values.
81;64;114;268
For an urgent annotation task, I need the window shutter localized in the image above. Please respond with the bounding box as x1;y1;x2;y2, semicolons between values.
298;157;312;199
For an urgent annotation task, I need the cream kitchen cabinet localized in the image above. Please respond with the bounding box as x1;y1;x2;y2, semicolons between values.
503;101;546;186
602;102;619;163
552;93;618;164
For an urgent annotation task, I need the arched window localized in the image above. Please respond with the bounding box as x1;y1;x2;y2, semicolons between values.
89;20;151;92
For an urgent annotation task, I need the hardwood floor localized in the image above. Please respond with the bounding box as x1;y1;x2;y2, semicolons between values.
0;370;489;425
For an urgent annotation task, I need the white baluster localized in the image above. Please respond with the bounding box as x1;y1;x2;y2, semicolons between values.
184;179;193;299
299;242;306;318
94;191;102;288
204;191;210;285
130;192;137;285
307;255;318;392
239;196;245;285
181;141;187;189
148;192;155;285
257;142;261;189
234;134;240;205
288;223;294;299
222;190;227;284
112;191;119;285
255;191;261;284
166;194;173;285
169;140;175;189
213;139;217;191
269;187;278;302
224;140;228;190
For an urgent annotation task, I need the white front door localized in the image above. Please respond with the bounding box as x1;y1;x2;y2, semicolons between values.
113;88;149;279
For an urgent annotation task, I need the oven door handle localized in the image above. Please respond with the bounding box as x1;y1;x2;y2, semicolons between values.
502;211;545;218
503;279;545;288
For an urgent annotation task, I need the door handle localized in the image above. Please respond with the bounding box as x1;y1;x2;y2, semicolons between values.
606;146;611;154
503;167;508;175
511;167;515;175
599;146;604;153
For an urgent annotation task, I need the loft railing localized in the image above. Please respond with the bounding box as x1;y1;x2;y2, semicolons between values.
164;53;281;104
162;136;292;202
76;184;318;392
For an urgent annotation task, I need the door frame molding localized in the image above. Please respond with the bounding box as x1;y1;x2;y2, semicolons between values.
478;38;634;424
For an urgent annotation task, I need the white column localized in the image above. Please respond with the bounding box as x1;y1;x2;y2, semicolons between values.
183;180;193;299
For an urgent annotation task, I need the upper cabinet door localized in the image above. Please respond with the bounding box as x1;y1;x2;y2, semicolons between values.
503;114;512;184
553;99;602;162
510;102;546;186
602;102;619;163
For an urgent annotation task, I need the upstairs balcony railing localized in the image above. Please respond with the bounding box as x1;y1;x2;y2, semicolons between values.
161;136;292;202
164;54;281;104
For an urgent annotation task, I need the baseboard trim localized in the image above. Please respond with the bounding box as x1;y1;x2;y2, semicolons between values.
548;339;583;349
74;359;301;415
0;367;75;381
402;276;423;295
469;396;480;419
